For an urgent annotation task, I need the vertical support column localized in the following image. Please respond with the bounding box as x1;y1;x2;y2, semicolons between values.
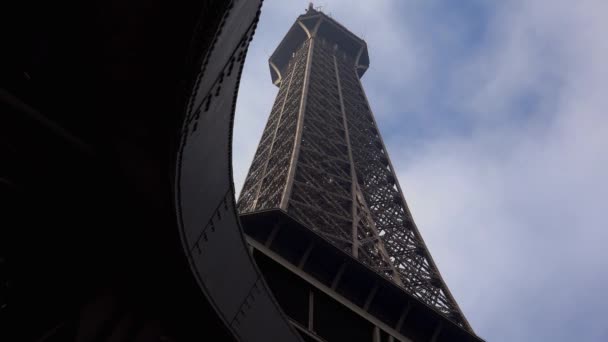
298;242;315;268
337;58;403;285
280;16;322;211
353;68;463;310
334;54;402;285
251;59;299;209
363;282;379;311
331;262;347;290
308;290;315;332
395;302;411;332
372;326;381;342
265;223;281;248
280;37;315;210
333;54;359;258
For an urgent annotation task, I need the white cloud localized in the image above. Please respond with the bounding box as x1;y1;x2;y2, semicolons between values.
395;0;608;340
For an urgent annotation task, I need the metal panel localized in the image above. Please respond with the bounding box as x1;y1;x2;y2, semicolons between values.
175;0;302;340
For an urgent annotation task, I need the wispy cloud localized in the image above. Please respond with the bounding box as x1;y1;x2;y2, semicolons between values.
234;1;608;340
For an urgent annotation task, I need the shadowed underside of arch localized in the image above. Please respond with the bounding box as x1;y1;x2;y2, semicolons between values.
2;0;301;341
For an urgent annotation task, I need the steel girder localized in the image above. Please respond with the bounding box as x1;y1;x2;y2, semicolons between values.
238;12;472;332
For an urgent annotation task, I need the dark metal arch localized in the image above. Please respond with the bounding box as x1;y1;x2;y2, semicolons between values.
1;0;301;340
174;0;302;340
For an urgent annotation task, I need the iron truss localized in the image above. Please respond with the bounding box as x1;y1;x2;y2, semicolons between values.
239;11;472;332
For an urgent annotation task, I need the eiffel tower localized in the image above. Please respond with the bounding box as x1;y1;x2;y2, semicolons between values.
238;4;481;342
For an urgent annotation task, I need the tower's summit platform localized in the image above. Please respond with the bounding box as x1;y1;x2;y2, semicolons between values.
269;5;369;86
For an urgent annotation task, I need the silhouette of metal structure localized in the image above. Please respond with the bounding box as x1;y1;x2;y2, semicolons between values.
2;0;302;341
239;5;481;341
3;0;483;340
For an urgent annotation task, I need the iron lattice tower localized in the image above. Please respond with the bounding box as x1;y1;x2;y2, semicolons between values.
239;6;472;331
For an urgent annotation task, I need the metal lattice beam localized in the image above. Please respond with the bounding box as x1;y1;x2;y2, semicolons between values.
238;9;472;332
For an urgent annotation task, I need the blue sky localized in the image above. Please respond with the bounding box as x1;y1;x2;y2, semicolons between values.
233;1;608;340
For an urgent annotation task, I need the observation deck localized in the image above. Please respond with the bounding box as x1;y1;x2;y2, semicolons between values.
269;6;370;86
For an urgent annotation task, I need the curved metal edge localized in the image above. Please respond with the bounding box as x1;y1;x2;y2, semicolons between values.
174;0;303;341
269;61;283;86
352;71;474;333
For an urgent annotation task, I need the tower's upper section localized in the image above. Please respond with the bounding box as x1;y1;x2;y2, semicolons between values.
269;4;369;86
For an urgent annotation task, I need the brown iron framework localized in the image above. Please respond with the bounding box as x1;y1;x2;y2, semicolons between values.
239;7;472;331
